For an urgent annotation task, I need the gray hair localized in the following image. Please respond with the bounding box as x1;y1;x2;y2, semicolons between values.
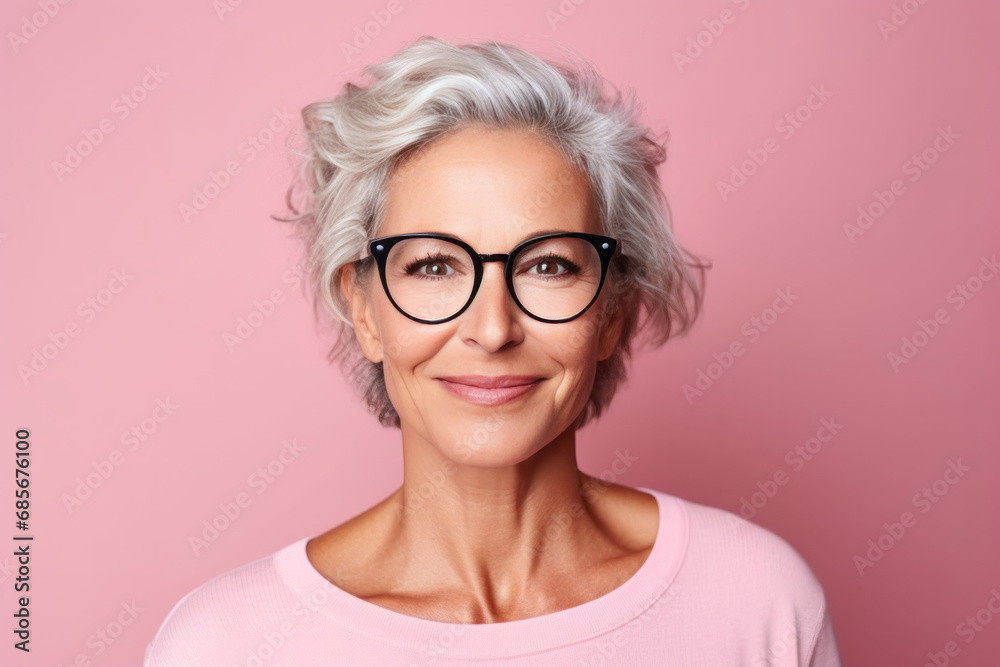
275;36;708;429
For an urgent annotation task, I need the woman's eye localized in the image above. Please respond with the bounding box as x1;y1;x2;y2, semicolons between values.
534;260;564;275
404;255;457;277
524;256;577;277
421;261;451;276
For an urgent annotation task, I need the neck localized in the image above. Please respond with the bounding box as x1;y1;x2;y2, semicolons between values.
387;420;611;617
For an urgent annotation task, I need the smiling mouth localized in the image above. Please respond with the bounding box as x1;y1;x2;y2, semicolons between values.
436;375;543;388
435;376;544;406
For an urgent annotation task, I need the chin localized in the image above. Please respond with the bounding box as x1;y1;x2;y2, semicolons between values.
439;422;546;468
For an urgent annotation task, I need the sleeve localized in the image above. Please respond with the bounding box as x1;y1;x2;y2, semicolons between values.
805;601;842;667
142;589;203;667
143;640;158;667
141;584;237;666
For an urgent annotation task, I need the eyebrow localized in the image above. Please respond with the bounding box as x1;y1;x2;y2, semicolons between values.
424;228;573;249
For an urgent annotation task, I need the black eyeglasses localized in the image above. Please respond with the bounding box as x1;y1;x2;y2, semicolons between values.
363;232;617;324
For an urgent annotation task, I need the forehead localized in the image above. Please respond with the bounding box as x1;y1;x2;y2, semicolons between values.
380;126;599;246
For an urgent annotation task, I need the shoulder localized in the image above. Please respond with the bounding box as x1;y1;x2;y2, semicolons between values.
642;487;829;615
684;496;823;588
642;489;841;664
144;542;302;666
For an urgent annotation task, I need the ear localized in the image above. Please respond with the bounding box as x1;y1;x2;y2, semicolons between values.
340;264;384;364
596;294;625;362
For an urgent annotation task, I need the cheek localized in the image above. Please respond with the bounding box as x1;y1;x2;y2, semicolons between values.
370;289;436;364
378;322;449;402
556;317;603;369
545;322;603;404
378;322;418;363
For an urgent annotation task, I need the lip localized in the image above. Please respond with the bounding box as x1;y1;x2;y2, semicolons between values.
437;375;543;388
435;375;544;406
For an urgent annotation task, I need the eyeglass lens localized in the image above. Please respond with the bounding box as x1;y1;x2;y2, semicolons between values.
383;236;603;321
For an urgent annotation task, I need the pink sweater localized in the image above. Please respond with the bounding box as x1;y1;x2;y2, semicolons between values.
145;487;841;665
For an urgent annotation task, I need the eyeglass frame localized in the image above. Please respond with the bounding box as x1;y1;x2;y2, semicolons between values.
361;231;618;324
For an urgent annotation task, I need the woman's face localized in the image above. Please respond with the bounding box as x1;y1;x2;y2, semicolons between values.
345;126;623;466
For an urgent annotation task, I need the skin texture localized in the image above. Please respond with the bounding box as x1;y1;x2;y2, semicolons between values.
306;126;659;624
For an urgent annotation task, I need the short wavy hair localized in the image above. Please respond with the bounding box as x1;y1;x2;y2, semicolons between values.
276;36;708;429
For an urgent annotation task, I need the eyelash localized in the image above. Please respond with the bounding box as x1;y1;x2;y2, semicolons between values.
403;253;458;278
521;254;582;278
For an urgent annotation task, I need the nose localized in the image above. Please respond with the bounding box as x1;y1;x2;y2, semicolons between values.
458;260;524;351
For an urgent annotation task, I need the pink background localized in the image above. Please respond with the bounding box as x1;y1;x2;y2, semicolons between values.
2;0;998;664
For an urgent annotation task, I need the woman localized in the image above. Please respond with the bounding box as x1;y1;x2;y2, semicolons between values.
146;37;841;665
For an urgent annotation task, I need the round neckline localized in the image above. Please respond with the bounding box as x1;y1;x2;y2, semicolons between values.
274;486;688;659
